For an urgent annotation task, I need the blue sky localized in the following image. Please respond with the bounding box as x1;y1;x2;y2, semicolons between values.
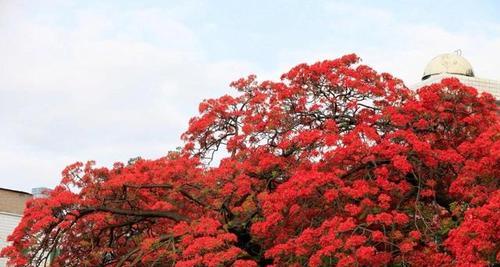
1;0;499;192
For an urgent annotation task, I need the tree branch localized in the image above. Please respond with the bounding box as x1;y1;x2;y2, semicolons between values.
81;206;190;222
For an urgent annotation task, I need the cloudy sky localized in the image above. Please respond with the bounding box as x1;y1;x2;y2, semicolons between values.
1;0;499;192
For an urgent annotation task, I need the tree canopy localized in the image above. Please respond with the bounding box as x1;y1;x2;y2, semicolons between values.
2;54;499;266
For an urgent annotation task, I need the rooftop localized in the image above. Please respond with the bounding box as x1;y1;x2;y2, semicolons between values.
422;51;474;80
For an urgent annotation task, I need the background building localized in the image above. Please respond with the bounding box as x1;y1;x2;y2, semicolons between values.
0;187;51;266
411;51;500;100
0;188;32;266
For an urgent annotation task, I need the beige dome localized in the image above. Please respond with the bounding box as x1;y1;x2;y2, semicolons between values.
422;53;474;80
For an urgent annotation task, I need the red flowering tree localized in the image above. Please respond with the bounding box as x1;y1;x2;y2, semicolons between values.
2;54;498;267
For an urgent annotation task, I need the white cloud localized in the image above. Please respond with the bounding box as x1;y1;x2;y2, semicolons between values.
271;2;500;86
0;2;254;192
1;1;499;192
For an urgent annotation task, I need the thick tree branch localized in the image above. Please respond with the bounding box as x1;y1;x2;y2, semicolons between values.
81;206;190;222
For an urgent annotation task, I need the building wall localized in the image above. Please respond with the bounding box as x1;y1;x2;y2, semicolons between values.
0;212;22;267
0;189;31;215
411;73;500;99
0;189;31;266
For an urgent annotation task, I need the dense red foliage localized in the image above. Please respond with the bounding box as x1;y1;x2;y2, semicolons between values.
2;54;498;266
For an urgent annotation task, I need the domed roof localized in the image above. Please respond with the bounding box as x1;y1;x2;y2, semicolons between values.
422;52;474;80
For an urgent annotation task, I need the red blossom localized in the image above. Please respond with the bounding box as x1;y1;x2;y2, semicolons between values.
1;54;498;266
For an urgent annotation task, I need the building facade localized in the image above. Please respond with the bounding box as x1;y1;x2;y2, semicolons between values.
411;52;500;100
0;188;32;267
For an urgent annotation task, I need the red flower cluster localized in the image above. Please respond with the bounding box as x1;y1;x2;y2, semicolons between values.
1;54;498;266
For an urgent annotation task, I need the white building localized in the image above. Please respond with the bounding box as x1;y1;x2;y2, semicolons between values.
411;52;500;100
0;188;32;267
0;187;51;266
